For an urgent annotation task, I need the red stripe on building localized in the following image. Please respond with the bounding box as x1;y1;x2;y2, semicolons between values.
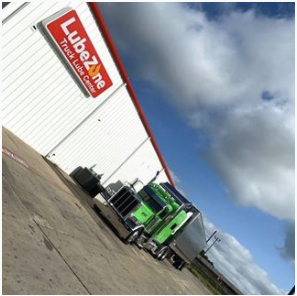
88;3;175;187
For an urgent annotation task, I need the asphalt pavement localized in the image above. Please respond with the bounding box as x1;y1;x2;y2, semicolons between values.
2;126;212;295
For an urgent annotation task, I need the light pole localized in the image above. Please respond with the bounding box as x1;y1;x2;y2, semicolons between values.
204;236;221;254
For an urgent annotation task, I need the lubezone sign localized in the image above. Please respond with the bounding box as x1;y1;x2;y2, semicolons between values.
42;8;112;98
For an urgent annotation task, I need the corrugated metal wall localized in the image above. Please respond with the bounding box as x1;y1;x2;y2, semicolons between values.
2;2;122;155
104;140;169;186
47;87;151;181
2;2;170;186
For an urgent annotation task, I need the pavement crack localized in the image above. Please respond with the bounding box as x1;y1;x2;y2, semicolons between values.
3;174;91;295
32;217;92;295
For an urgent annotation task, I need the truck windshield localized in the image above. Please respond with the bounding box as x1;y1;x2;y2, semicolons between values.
138;186;166;213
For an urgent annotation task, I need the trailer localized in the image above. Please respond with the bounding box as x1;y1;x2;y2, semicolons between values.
167;209;207;270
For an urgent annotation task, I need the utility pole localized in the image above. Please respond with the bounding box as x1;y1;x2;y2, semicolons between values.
206;230;217;243
205;236;221;254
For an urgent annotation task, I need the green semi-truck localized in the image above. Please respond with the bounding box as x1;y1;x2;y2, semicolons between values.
72;167;207;270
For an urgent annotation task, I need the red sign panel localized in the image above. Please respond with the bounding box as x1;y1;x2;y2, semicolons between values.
44;9;112;98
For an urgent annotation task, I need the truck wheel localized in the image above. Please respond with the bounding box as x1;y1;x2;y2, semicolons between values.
173;260;180;269
157;246;170;261
124;228;143;245
93;204;101;214
173;259;185;270
178;261;186;271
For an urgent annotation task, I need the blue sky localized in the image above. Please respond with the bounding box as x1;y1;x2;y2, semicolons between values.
99;3;295;294
133;72;294;294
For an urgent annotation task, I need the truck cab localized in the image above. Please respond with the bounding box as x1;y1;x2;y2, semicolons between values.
93;182;187;247
139;183;207;268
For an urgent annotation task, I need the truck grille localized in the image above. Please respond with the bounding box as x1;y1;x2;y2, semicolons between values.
109;187;140;218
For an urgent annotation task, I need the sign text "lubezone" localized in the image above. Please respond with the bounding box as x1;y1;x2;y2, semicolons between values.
45;9;112;98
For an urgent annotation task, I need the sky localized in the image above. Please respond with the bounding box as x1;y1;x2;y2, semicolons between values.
98;2;295;295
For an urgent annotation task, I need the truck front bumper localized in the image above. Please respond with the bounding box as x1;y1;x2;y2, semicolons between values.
93;194;136;240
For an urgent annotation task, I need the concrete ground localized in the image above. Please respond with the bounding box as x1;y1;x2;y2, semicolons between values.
2;127;212;295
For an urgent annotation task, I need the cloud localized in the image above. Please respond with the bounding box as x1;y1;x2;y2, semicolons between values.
204;103;295;221
99;2;295;222
168;169;180;185
169;168;189;198
203;219;286;295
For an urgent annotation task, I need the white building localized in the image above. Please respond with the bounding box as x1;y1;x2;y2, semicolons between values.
2;2;174;188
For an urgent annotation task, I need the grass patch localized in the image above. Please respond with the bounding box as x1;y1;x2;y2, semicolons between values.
188;265;225;295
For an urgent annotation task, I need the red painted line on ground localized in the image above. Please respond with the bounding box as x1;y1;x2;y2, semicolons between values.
2;146;29;168
2;146;80;200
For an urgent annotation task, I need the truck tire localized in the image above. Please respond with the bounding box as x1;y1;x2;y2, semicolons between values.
124;228;143;245
173;259;179;269
173;258;185;270
178;261;186;271
156;246;170;261
93;204;101;214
